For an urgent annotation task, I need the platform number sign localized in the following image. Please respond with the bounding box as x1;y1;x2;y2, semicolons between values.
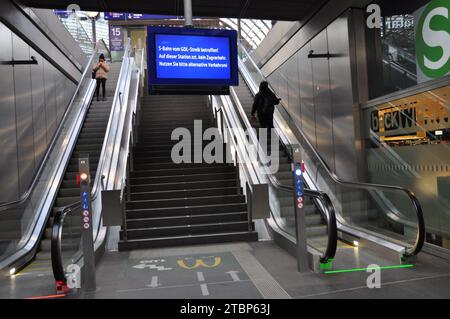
109;26;124;52
294;162;304;209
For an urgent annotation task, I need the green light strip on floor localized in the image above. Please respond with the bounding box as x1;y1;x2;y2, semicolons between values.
324;264;414;274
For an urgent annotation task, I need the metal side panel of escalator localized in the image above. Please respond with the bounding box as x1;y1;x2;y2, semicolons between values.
235;43;425;266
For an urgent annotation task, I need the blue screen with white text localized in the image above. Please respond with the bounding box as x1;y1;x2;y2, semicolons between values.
155;34;231;80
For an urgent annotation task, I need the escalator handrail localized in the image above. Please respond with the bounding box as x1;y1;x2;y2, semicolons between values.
223;88;338;262
91;38;132;199
239;43;425;256
304;189;338;263
0;42;99;212
51;207;71;283
51;199;106;284
265;167;338;262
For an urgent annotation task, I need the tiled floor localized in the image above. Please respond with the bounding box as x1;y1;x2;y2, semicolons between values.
249;241;450;299
1;240;450;299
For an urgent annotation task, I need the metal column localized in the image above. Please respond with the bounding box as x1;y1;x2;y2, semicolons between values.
78;156;96;291
184;0;193;26
292;147;308;272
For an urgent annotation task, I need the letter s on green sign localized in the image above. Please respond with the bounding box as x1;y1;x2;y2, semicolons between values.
416;0;450;79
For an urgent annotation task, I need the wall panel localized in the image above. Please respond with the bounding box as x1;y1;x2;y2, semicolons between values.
12;34;35;195
0;24;19;202
327;17;358;180
0;12;81;202
286;53;301;126
311;29;335;172
299;43;316;146
44;60;57;141
30;48;47;165
55;71;65;125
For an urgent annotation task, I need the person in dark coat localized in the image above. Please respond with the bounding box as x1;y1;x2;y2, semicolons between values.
251;81;281;130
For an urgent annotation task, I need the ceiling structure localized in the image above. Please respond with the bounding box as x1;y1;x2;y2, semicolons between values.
374;0;430;15
16;0;330;21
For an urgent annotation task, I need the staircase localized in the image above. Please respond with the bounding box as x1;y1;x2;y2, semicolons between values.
118;95;258;250
32;63;122;266
234;72;329;248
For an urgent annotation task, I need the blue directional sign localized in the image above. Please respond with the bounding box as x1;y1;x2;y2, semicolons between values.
82;191;89;209
294;163;304;209
104;13;177;20
54;10;70;18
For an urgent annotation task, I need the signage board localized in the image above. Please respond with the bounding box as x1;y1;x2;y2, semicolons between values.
109;26;124;51
414;0;450;83
105;13;177;20
147;26;238;87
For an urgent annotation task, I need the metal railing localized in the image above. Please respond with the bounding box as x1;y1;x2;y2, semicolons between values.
238;42;425;257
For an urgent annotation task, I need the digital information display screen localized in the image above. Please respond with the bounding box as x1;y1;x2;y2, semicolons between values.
147;27;238;87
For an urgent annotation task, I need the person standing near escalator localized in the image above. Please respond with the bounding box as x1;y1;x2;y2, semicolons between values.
93;54;110;101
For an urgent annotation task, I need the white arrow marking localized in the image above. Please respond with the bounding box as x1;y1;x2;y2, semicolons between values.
226;270;241;282
197;272;205;282
200;283;209;296
147;276;161;288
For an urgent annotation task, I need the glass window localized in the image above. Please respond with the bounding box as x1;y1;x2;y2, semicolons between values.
367;0;450;99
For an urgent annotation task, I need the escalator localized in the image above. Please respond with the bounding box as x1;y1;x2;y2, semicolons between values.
233;73;332;253
31;64;121;270
0;39;142;284
231;43;425;265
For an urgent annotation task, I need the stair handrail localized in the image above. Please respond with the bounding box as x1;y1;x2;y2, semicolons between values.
238;42;425;257
209;97;260;191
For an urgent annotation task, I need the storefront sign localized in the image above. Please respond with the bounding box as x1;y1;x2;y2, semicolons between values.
367;84;450;141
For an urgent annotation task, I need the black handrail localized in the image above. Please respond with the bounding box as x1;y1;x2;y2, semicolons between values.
51;202;80;284
281;106;425;256
267;172;338;263
304;189;338;263
238;47;425;257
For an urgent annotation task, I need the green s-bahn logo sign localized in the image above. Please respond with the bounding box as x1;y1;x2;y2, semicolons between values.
416;0;450;79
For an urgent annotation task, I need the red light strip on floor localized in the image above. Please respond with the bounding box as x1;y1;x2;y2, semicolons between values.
25;294;66;299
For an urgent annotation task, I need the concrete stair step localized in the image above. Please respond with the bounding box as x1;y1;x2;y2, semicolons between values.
118;231;258;251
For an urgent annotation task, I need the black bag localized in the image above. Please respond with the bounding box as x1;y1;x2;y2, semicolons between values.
92;66;99;79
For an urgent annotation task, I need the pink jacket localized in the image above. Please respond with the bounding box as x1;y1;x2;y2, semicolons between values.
93;61;110;79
